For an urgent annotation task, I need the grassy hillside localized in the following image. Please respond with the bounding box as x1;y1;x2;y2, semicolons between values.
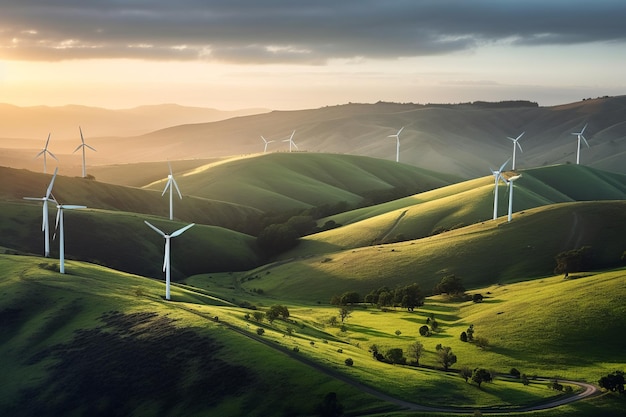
143;153;460;213
235;201;626;302
0;201;261;278
0;166;261;232
3;254;624;416
298;164;626;250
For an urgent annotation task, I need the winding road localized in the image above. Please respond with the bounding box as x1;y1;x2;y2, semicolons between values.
176;302;600;415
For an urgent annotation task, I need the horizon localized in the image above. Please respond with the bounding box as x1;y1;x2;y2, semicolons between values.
1;2;625;111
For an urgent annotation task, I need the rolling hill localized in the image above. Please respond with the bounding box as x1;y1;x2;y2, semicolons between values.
1;96;625;179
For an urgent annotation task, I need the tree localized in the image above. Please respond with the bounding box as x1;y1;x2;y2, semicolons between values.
328;316;338;327
599;371;625;393
315;392;344;417
394;283;424;311
433;274;466;296
472;368;492;388
419;325;430;337
256;328;265;336
344;358;353;366
430;319;439;332
407;341;424;365
460;331;468;342
472;293;484;303
466;324;474;342
338;306;352;323
266;304;290;323
521;374;530;386
252;311;264;322
257;223;299;255
395;330;402;336
384;348;406;365
554;246;592;274
510;368;521;379
436;346;457;371
339;291;360;305
460;365;472;382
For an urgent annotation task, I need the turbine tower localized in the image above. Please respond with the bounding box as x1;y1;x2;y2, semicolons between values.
507;132;524;170
282;130;298;152
144;221;195;300
23;167;58;257
490;159;510;220
73;126;96;178
52;197;86;274
162;161;182;220
506;174;522;222
571;124;589;165
261;135;275;153
387;127;404;162
35;133;57;174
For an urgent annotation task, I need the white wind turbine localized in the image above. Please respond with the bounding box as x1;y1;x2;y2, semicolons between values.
23;167;58;257
506;174;522;222
507;131;524;170
35;133;58;174
571;124;589;165
387;127;404;162
73;126;96;178
162;161;182;220
261;135;275;153
52;196;86;274
282;130;298;152
144;221;195;300
490;159;510;220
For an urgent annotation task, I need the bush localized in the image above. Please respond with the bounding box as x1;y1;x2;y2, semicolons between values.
256;328;265;336
344;358;353;366
472;293;484;303
419;325;430;336
460;331;468;342
510;368;521;378
384;348;406;365
599;371;625;393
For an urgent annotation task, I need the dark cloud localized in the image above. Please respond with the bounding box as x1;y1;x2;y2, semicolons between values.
1;1;625;63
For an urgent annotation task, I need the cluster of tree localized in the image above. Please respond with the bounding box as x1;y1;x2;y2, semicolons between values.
554;246;593;274
460;367;494;388
432;274;465;297
265;304;290;323
330;291;360;306
599;371;625;394
460;324;489;348
436;344;457;371
363;283;424;311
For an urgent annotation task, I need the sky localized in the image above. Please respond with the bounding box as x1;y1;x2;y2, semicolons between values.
1;0;625;110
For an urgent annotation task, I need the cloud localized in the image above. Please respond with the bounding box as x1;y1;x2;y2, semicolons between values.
1;1;625;63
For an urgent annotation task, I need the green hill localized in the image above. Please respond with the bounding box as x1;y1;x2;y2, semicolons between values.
0;201;261;278
236;200;626;303
291;164;626;252
143;153;460;213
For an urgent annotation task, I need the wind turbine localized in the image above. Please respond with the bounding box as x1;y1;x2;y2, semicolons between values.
490;159;510;220
387;127;404;162
261;135;275;153
162;161;182;220
506;131;524;170
282;130;298;152
23;167;58;257
506;174;522;222
571;124;589;165
144;221;195;300
52;196;86;274
73;126;96;178
35;133;57;174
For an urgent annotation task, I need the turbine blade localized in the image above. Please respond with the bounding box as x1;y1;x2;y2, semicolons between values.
73;144;83;153
163;241;169;272
48;150;58;160
45;133;51;148
46;168;58;198
397;126;404;135
168;161;173;176
580;123;587;134
23;197;44;201
171;223;195;237
516;132;525;141
292;141;299;150
55;208;61;230
144;220;166;237
161;179;171;196
171;178;183;199
516;142;523;152
85;144;97;152
499;158;510;172
581;135;590;148
79;126;85;143
35;149;45;158
63;205;87;210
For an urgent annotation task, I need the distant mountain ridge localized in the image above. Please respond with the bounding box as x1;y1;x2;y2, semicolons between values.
0;103;270;138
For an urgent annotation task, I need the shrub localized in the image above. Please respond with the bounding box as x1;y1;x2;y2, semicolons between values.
599;371;625;393
292;346;299;352
419;325;430;336
395;330;402;336
256;328;265;336
337;348;343;353
510;368;521;378
460;331;468;342
521;374;530;386
344;358;354;366
384;348;406;365
472;293;484;303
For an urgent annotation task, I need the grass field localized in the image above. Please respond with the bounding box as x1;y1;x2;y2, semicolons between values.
2;254;624;416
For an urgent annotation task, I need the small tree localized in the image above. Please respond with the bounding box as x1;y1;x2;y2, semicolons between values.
460;331;468;342
472;368;492;388
472;293;484;303
339;291;360;305
430;319;439;332
466;324;474;342
436;346;457;371
338;306;352;323
419;325;430;336
384;348;406;365
395;329;402;336
328;316;338;327
256;328;265;336
521;374;530;386
433;274;466;296
407;341;424;366
252;311;264;322
599;371;625;393
344;358;354;366
554;246;592;274
510;368;521;379
460;365;472;382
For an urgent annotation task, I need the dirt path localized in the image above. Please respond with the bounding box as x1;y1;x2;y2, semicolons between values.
378;209;408;242
176;302;600;415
